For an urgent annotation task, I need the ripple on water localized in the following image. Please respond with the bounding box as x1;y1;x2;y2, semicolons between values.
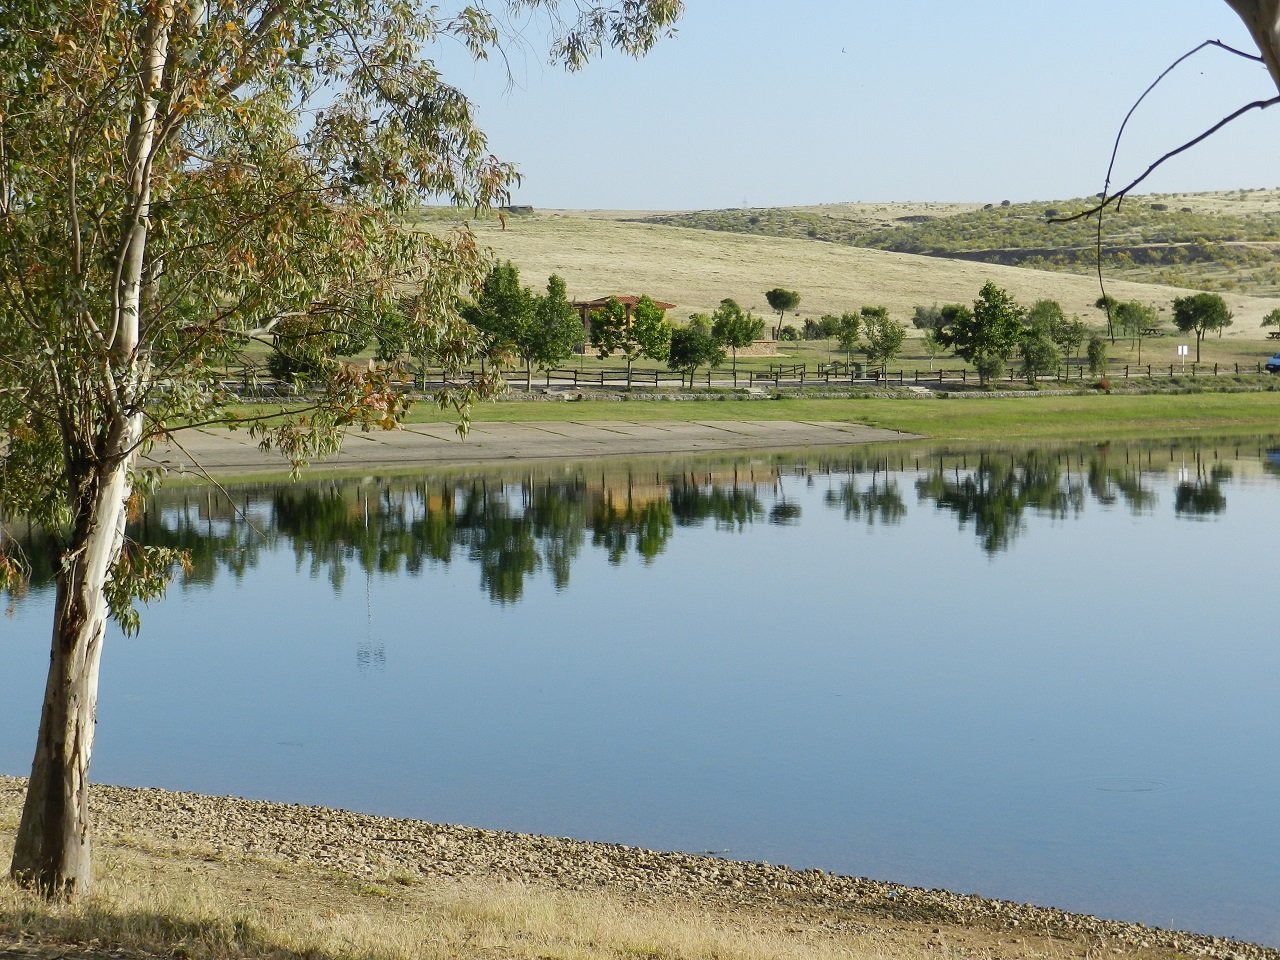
1086;777;1168;794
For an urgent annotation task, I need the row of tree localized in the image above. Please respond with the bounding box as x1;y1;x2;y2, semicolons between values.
906;283;1236;386
284;265;1241;393
458;263;779;389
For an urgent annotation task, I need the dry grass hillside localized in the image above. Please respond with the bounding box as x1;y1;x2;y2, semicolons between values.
431;210;1280;336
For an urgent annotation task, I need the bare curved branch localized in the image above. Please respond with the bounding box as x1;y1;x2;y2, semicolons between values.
1055;94;1280;226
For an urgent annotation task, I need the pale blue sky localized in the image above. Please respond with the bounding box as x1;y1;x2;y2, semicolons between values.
438;1;1280;209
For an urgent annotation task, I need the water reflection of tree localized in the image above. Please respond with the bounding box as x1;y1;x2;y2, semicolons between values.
1173;458;1231;519
4;443;1256;609
1085;447;1158;514
916;450;1082;554
591;498;673;565
769;472;802;526
669;479;764;531
823;470;906;526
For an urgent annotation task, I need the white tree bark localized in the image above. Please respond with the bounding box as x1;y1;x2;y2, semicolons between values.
1224;0;1280;90
10;1;168;896
10;439;138;895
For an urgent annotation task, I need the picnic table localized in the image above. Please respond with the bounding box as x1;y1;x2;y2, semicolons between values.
1267;330;1280;340
1141;327;1163;337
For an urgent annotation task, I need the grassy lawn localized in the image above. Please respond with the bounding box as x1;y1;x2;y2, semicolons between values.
384;389;1280;442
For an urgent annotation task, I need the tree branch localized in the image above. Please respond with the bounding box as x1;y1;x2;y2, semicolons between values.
1055;94;1280;226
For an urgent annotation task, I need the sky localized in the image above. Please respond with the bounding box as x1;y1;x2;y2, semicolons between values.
433;1;1280;210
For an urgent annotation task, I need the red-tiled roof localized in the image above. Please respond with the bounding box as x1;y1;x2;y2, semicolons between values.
573;295;677;310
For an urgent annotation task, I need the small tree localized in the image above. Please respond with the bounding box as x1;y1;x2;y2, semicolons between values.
1056;316;1088;360
817;314;841;339
835;312;861;365
463;261;533;372
1027;299;1066;339
522;276;584;389
589;295;671;389
1263;307;1280;333
668;315;725;387
1087;335;1108;377
711;298;765;379
911;304;946;332
1019;328;1061;385
1171;292;1233;363
936;283;1025;386
764;288;801;337
861;307;906;374
1114;300;1158;364
921;328;944;370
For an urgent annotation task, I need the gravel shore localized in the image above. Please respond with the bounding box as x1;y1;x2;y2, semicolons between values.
2;775;1274;960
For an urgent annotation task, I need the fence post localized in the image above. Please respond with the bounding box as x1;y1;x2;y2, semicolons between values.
1124;365;1129;379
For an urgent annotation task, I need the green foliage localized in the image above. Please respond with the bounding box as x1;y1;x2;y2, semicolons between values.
1114;301;1158;341
711;298;765;375
0;0;682;894
1026;299;1065;336
1019;328;1061;386
632;296;673;362
464;261;534;360
764;288;801;332
835;312;861;360
912;304;946;332
1087;336;1108;376
1057;316;1088;358
1171;292;1233;362
589;295;671;386
1263;308;1280;329
667;321;725;386
860;307;905;372
526;275;584;375
920;328;944;369
805;315;841;340
936;283;1025;386
589;297;629;358
461;265;580;387
0;0;683;605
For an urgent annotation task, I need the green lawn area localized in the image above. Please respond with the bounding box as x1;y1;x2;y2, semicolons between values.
394;389;1280;442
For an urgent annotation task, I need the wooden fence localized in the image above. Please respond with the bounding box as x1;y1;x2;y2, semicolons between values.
212;358;1278;400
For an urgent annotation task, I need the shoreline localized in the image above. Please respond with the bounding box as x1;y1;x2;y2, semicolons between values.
2;775;1275;960
141;420;919;478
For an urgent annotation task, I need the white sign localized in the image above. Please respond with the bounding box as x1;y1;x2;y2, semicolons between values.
1177;344;1189;357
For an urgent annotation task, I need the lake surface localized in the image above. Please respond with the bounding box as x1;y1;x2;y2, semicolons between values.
3;439;1279;945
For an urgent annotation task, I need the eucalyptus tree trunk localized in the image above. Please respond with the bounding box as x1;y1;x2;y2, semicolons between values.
10;0;168;896
10;432;140;896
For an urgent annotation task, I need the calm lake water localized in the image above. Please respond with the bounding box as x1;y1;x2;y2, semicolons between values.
3;439;1279;945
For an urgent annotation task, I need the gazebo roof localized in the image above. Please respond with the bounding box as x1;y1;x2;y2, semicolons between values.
573;295;677;311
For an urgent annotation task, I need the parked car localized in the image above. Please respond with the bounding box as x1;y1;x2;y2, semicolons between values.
1268;353;1280;373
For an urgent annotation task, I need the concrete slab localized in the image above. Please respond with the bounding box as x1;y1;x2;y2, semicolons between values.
142;420;918;478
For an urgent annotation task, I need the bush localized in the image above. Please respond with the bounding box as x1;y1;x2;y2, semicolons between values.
1087;335;1108;376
